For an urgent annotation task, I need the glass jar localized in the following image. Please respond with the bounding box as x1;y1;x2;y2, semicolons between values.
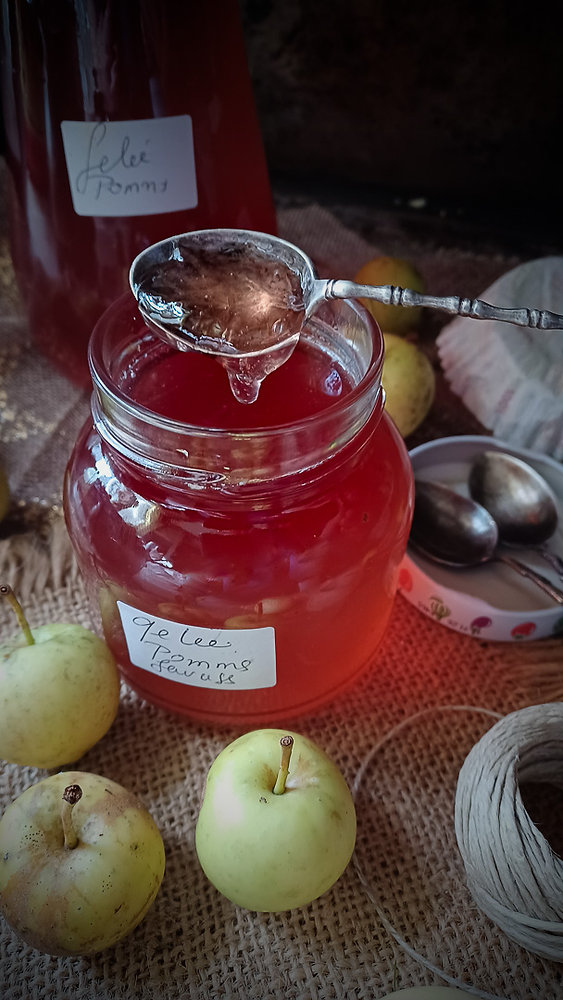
0;0;276;385
63;289;414;724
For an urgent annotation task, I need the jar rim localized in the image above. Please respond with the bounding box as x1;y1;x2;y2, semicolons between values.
88;292;384;440
88;292;385;484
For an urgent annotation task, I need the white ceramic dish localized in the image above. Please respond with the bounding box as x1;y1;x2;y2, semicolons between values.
398;435;563;641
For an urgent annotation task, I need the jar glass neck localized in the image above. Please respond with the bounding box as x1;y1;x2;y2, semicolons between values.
89;293;384;488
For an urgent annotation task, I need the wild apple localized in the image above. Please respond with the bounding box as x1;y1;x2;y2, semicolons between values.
0;585;120;768
0;770;165;955
195;729;357;912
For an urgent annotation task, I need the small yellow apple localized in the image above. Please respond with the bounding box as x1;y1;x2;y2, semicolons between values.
354;255;425;334
382;333;435;437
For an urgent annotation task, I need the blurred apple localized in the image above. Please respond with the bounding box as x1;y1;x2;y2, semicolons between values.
0;771;165;955
0;462;9;522
0;585;120;768
382;988;471;999
195;729;357;912
354;255;425;334
382;333;435;436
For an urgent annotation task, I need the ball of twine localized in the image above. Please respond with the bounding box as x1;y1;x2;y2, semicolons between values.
454;701;563;963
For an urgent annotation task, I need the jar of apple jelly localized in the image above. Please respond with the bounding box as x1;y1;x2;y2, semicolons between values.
63;290;414;724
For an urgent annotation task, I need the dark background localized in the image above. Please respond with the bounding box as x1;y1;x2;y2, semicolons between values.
1;1;561;248
240;0;563;246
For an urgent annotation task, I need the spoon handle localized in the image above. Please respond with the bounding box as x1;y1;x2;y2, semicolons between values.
496;553;563;604
327;280;563;331
535;545;563;580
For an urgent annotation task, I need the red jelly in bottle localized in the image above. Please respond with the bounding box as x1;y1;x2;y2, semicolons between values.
64;291;414;724
0;0;276;385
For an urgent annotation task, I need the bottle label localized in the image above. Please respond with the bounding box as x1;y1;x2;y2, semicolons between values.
117;601;277;691
60;115;198;217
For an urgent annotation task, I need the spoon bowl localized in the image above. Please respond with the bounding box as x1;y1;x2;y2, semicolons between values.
411;480;563;605
469;450;563;578
411;480;499;566
129;229;312;358
468;450;558;545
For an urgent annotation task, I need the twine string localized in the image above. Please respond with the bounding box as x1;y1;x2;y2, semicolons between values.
352;705;504;1000
454;702;563;963
352;703;563;998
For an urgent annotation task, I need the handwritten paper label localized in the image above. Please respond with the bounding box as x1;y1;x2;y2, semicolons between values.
117;601;276;690
60;116;198;217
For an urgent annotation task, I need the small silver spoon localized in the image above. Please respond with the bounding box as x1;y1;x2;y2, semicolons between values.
468;451;563;578
410;480;563;605
129;229;563;359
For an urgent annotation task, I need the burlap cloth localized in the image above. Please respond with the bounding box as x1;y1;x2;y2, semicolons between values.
1;188;562;1000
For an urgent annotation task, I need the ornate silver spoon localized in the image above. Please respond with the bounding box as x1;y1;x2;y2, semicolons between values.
130;229;563;362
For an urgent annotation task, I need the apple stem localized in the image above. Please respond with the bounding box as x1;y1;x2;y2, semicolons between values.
61;784;83;850
273;735;294;795
0;584;35;645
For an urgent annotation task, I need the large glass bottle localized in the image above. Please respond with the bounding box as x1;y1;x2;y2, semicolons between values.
0;0;276;384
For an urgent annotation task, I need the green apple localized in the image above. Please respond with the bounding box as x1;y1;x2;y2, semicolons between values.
195;729;357;912
0;585;120;768
0;770;165;956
